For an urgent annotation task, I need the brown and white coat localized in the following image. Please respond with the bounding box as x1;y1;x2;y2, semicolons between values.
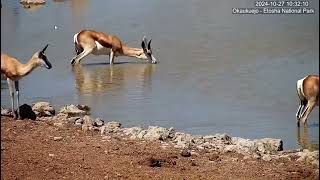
296;75;319;126
71;30;157;65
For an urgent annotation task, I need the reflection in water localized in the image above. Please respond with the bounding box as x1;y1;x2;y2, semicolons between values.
21;4;45;12
52;0;67;2
1;1;20;50
72;63;155;94
69;0;88;30
297;126;319;151
52;0;88;30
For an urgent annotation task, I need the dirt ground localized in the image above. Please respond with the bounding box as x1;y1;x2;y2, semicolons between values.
1;116;318;180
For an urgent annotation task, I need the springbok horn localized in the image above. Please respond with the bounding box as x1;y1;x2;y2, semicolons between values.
143;36;148;47
147;39;152;50
41;44;49;53
141;40;146;50
141;36;147;49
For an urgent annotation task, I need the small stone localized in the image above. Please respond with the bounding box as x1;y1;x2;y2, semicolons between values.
32;102;55;117
181;149;191;157
231;157;238;162
140;126;175;141
92;127;100;131
102;136;111;141
53;137;63;141
106;121;121;129
100;122;122;135
148;158;162;167
190;161;197;166
94;118;104;127
75;123;82;126
190;151;199;156
82;125;89;132
262;155;272;161
82;115;94;127
243;155;251;160
75;120;83;126
253;154;261;159
67;117;80;124
303;149;310;153
53;122;63;127
208;153;220;161
88;126;94;131
100;126;106;135
59;104;90;117
1;107;13;117
49;153;55;157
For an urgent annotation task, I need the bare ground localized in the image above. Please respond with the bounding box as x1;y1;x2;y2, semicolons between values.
1;116;318;180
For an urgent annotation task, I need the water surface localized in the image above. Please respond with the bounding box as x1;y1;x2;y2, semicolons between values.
1;0;319;149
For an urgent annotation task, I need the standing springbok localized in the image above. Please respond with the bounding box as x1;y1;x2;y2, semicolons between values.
1;45;52;119
71;30;157;65
296;75;319;126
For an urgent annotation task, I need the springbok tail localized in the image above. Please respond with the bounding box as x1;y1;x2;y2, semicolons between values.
297;77;307;101
73;33;79;44
73;33;83;55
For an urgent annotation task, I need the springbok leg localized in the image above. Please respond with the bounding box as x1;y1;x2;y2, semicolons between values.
109;49;114;65
71;47;94;65
300;100;317;125
7;78;15;118
15;81;20;119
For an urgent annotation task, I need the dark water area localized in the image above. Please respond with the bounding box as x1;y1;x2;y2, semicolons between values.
1;0;319;150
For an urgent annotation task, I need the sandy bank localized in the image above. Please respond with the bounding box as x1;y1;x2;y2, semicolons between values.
1;102;319;179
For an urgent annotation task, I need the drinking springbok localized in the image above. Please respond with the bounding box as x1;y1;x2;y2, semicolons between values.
71;30;157;65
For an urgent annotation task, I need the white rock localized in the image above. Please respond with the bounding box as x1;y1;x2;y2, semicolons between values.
59;104;90;117
32;102;55;117
53;137;63;141
53;122;63;127
94;118;104;127
142;126;175;141
262;155;272;161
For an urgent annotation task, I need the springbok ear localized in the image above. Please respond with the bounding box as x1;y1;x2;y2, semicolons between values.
41;44;49;53
147;39;152;50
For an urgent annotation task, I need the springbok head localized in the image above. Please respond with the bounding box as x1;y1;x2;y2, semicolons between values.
141;36;157;64
34;44;52;69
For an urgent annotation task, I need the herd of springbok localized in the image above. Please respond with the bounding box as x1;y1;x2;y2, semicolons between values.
1;29;319;127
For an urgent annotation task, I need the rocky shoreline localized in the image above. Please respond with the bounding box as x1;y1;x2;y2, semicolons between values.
1;102;319;169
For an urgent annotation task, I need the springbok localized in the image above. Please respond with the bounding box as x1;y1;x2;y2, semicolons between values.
296;75;319;126
1;45;52;119
71;30;157;65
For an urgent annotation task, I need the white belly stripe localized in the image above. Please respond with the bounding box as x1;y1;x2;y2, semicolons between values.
92;41;111;55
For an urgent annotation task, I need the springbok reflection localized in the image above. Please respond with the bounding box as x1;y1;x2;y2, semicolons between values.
21;4;45;12
296;125;319;151
71;63;155;94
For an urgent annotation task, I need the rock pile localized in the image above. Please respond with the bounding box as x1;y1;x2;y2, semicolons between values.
1;102;318;167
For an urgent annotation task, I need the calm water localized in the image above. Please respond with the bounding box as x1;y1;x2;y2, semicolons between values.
1;0;319;149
